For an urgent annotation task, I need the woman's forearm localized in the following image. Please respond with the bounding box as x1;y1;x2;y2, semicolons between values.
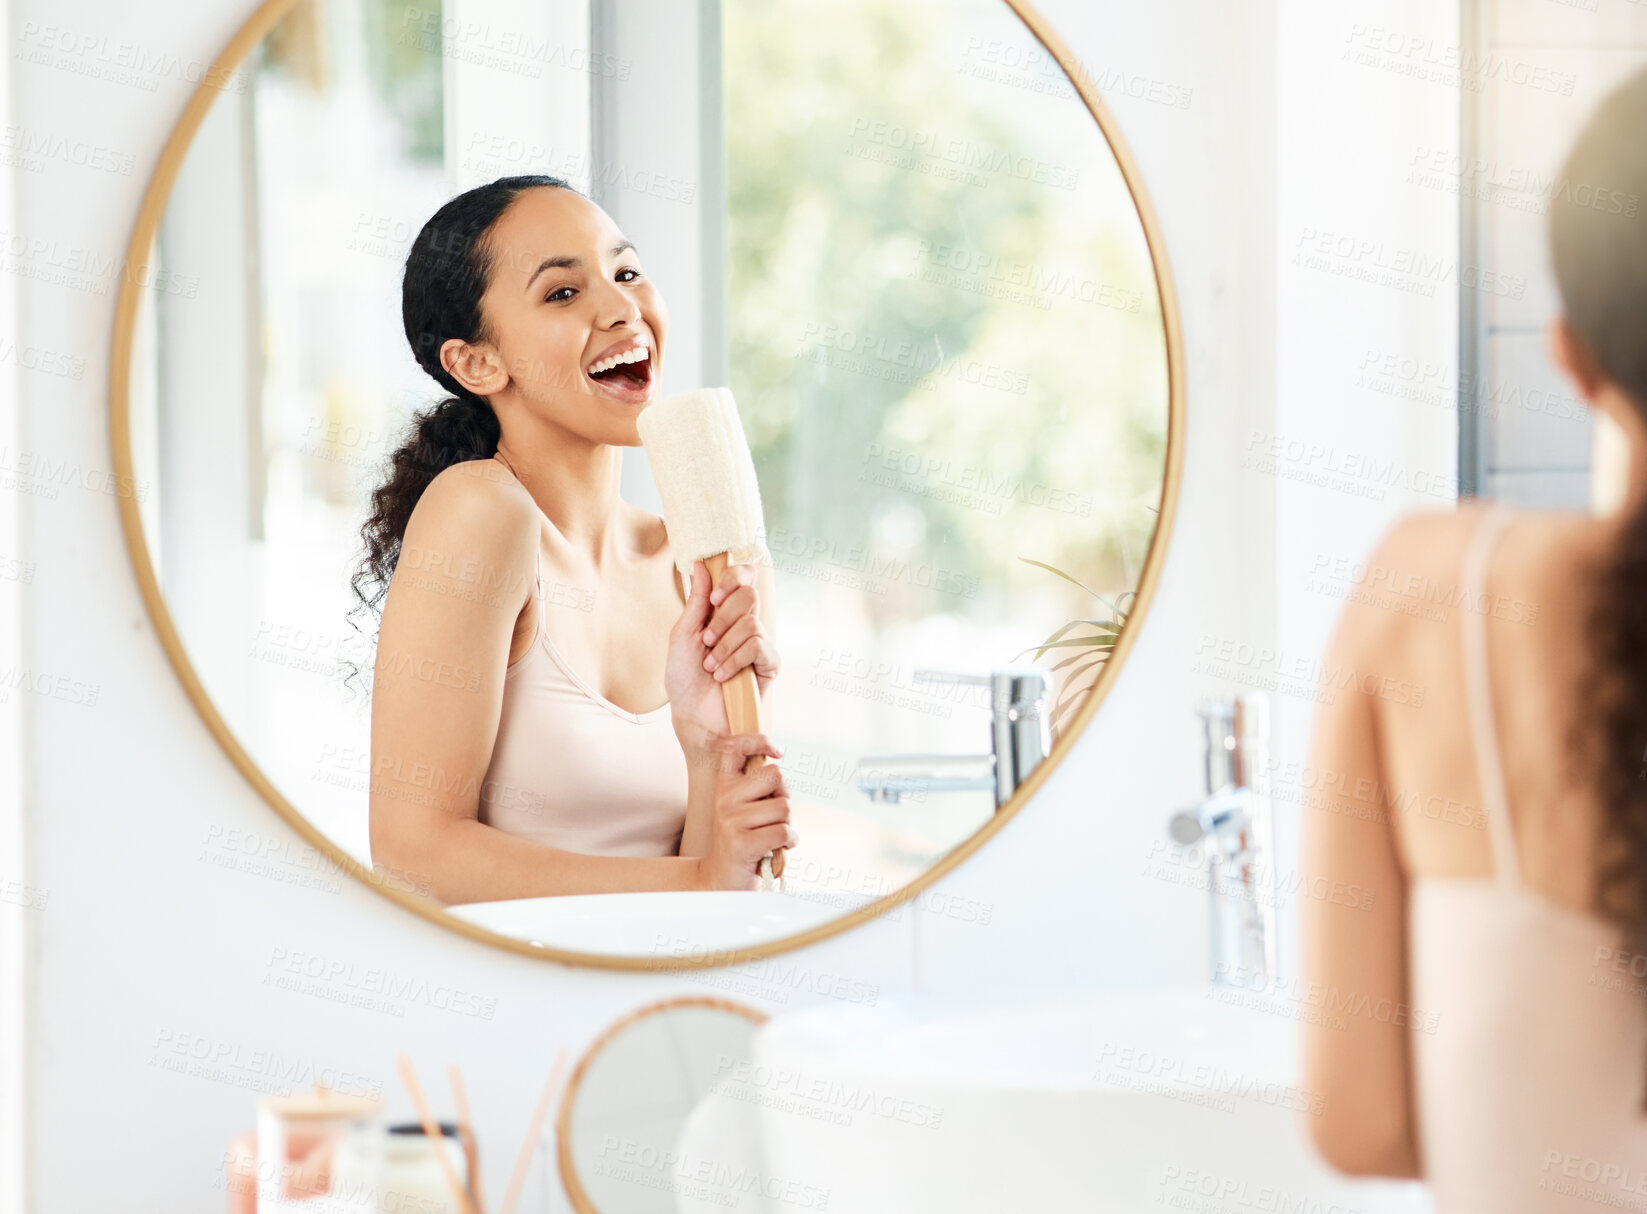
377;816;706;906
678;752;718;858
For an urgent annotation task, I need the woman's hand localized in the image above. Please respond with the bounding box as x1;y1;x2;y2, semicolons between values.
693;733;796;891
667;559;778;763
700;559;779;699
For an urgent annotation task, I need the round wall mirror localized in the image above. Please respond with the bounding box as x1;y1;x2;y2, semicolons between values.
556;996;768;1214
110;0;1184;966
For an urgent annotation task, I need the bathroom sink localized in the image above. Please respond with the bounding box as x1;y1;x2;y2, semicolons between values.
685;986;1431;1213
445;889;878;956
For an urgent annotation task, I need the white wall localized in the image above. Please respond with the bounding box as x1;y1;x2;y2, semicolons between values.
0;0;31;1208
1271;0;1464;980
7;0;1464;1209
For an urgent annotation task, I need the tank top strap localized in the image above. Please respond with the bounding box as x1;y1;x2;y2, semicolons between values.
1460;503;1521;886
524;545;547;652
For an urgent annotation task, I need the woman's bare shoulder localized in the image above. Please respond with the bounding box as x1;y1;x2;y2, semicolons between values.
1367;501;1485;562
1362;501;1603;582
1340;503;1603;651
416;459;535;521
1320;505;1492;653
1336;504;1478;614
400;459;539;575
625;501;668;553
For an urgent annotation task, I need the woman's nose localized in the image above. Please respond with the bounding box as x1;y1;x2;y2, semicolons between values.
591;278;642;327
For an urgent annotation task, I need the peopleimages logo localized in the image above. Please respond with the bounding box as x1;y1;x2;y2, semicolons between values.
847;117;1080;191
1405;147;1638;217
1291;227;1526;300
264;947;498;1020
763;524;979;600
0;228;199;298
147;1028;382;1099
710;1053;946;1130
0;124;135;175
1342;23;1576;95
595;1136;830;1211
1542;1148;1647;1197
14;22;250;93
397;8;631;80
861;442;1093;516
652;935;881;1006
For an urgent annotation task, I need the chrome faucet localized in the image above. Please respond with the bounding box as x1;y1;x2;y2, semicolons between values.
1167;694;1277;988
856;667;1050;808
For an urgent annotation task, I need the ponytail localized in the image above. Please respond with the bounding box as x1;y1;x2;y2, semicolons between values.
1554;67;1647;1105
343;174;576;694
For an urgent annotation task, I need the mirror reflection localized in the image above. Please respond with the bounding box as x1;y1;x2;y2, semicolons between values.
125;0;1172;956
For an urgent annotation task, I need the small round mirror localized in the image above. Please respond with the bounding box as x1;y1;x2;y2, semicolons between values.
557;996;769;1213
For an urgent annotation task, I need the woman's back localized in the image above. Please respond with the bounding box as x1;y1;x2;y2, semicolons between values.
1377;503;1607;898
1369;503;1647;1207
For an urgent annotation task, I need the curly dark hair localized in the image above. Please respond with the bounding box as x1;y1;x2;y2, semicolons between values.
1560;68;1647;1091
342;173;577;695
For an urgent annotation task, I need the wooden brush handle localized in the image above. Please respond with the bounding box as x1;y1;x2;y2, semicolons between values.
704;551;785;879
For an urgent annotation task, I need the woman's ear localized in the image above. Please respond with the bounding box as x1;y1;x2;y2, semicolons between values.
439;337;508;398
1546;316;1606;401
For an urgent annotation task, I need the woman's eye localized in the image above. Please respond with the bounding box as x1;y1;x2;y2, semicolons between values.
617;267;641;282
546;286;575;303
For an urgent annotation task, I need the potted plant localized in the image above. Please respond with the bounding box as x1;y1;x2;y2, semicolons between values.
1014;556;1134;742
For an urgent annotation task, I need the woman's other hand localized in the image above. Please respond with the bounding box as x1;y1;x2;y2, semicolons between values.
693;732;796;891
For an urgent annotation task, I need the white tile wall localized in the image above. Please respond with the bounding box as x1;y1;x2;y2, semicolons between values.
1480;16;1647;483
1487;467;1595;503
1484;47;1647;332
1487;332;1593;466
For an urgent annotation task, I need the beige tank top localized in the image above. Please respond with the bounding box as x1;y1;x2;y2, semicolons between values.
476;545;690;857
1409;504;1647;1208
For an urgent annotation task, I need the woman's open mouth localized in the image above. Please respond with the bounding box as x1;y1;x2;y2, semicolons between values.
585;341;654;404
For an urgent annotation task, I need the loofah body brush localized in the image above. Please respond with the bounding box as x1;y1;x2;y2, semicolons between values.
637;387;785;882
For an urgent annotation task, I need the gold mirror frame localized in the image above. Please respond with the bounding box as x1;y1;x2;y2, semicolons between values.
555;995;769;1214
108;0;1186;969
